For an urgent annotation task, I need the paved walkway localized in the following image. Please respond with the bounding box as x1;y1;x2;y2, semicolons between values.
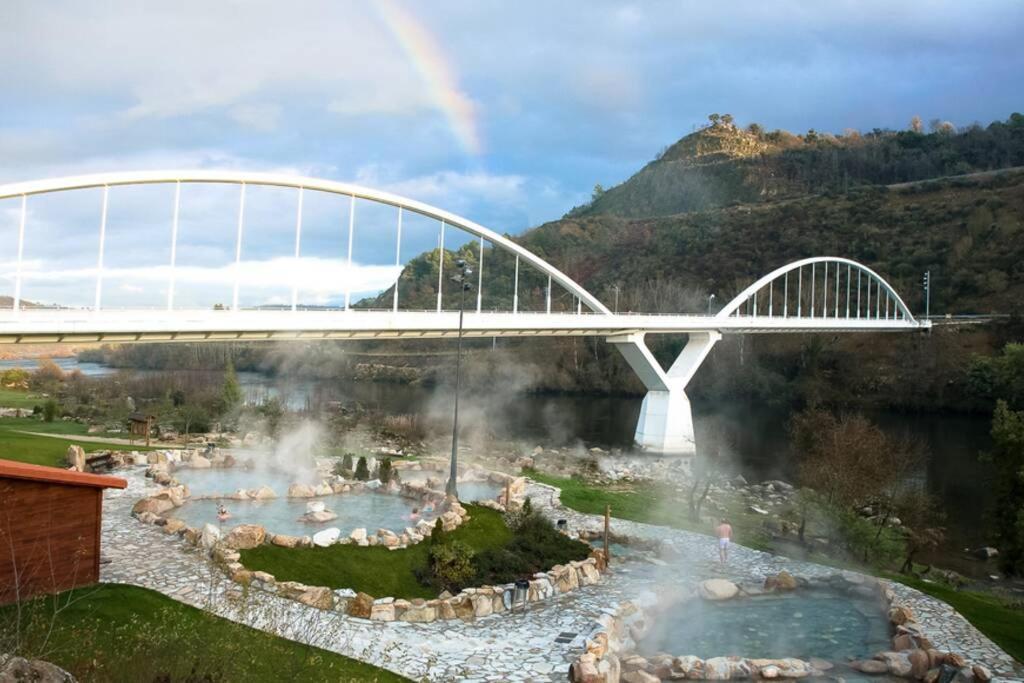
16;430;182;448
100;469;1023;682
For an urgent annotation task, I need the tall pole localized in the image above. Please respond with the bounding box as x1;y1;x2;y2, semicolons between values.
446;281;467;499
924;270;931;320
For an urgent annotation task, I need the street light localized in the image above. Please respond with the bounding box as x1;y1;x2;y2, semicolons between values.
446;259;473;499
707;293;716;316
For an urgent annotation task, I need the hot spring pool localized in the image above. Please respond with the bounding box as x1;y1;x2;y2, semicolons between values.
174;467;318;498
639;591;891;662
173;492;424;537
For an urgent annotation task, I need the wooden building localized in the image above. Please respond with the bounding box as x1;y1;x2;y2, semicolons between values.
128;411;156;446
0;458;126;605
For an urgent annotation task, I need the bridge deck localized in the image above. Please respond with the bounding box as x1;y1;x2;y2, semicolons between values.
0;309;928;344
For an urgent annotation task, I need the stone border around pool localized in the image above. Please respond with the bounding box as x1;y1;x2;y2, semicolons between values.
131;448;536;550
570;571;994;683
129;448;609;624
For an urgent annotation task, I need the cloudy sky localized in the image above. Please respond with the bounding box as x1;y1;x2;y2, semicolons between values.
1;1;1022;308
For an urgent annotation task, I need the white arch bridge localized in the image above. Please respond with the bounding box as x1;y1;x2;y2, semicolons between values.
0;171;930;454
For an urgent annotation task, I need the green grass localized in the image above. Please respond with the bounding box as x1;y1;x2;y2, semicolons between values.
524;468;773;550
241;505;513;599
0;416;157;466
886;573;1024;664
1;583;407;682
0;387;45;409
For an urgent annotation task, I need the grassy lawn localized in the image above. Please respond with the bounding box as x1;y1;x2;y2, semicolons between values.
1;583;407;682
241;505;513;599
0;386;46;409
0;416;157;466
886;573;1024;664
524;468;773;551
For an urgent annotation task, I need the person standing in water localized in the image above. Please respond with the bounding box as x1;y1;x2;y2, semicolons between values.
716;518;733;564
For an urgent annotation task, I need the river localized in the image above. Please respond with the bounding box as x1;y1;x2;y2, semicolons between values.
0;356;997;574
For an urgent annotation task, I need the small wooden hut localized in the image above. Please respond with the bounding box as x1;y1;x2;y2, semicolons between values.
0;458;126;605
128;411;156;446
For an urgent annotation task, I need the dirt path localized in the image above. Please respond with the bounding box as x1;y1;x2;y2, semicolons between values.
14;430;182;449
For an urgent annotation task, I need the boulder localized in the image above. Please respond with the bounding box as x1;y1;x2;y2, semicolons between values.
228;489;250;501
850;660;889;674
349;528;367;543
190;454;212;469
370;601;396;621
305;500;326;514
312;528;341;547
673;656;704;679
65;445;86;472
699;578;740;600
271;534;306;548
972;665;993;682
162;518;186;534
223;524;266;550
0;655;76;683
971;546;999;560
346;592;374;619
249;486;277;500
296;586;334;610
622;672;659;683
287;483;316;498
764;571;798;591
704;657;732;680
908;649;931;679
132;497;174;516
275;581;309;600
198;523;221;549
314;483;334;496
300;509;338;523
399;605;436;623
888;605;915;625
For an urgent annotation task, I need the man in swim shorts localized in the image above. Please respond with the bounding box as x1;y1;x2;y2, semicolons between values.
716;518;733;564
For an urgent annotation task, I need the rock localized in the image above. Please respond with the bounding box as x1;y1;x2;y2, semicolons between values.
764;571;798;591
190;454;212;469
0;655;76;682
248;485;276;500
888;605;915;625
199;523;221;549
65;445;86;472
399;605;436;622
305;500;326;514
223;524;266;550
704;657;732;680
228;488;250;501
370;601;396;621
346;592;374;618
851;659;889;674
907;649;931;679
312;528;341;547
472;594;493;617
923;668;941;683
300;509;338;523
972;665;992;682
943;653;966;669
622;672;659;683
287;483;316;498
877;652;913;678
162;518;186;534
270;534;304;548
971;546;999;560
760;666;780;679
698;578;740;600
893;633;916;650
132;497;174;516
748;505;769;515
349;527;367;542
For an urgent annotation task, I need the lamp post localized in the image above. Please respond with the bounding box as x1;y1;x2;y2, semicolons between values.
446;259;472;499
611;284;620;314
707;293;716;316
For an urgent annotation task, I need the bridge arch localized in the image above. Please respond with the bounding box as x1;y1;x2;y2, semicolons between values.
715;257;916;323
0;170;611;315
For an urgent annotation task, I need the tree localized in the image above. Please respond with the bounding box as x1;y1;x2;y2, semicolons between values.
708;113;721;126
721;113;734;127
354;456;370;481
986;400;1024;575
175;403;211;436
220;360;242;416
591;184;605;202
375;457;393;484
910;115;923;133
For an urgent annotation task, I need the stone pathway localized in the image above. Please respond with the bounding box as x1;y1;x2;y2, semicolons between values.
100;469;1023;682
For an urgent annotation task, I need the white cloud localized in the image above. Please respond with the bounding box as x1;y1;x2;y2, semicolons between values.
229;103;283;132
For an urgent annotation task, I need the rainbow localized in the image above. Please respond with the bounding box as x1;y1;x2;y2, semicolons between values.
374;0;482;155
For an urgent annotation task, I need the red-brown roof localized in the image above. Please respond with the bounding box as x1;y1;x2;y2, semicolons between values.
0;458;127;489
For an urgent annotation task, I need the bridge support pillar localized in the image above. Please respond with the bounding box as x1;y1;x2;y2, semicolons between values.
607;331;720;455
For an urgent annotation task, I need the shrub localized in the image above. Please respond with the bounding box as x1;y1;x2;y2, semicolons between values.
425;540;475;593
354;456;369;481
475;504;590;585
333;453;354;478
375;458;394;484
430;519;445;545
42;399;59;423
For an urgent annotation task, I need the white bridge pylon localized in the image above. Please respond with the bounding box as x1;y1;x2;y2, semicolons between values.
0;171;929;455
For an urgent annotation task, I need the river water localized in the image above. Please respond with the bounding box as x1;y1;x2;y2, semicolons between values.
0;357;996;571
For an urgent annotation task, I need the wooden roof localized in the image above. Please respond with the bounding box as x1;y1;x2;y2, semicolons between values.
0;458;127;489
128;412;155;422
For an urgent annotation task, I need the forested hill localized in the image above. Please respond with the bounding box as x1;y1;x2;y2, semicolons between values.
571;113;1024;219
